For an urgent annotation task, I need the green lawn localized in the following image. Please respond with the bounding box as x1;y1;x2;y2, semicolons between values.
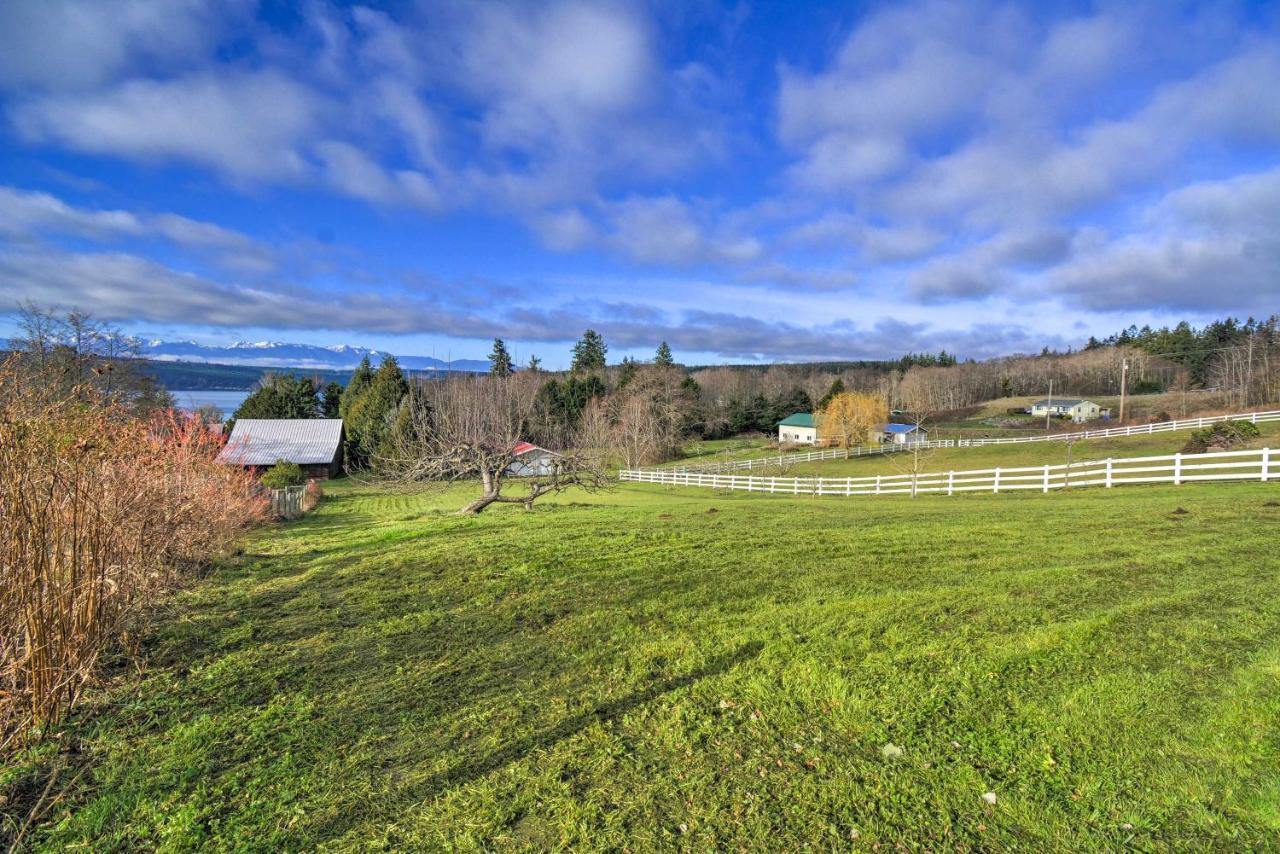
662;436;771;466
783;421;1280;477
8;479;1280;849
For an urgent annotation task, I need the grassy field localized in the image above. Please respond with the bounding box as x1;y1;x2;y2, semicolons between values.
782;421;1280;477
7;473;1280;850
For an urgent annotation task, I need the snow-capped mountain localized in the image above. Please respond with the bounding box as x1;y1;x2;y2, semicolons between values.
138;339;489;372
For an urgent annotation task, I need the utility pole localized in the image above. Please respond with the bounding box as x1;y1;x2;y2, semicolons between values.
1118;359;1129;423
1246;332;1255;407
1045;378;1053;432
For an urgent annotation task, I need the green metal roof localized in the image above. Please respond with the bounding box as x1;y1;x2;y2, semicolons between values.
777;412;815;428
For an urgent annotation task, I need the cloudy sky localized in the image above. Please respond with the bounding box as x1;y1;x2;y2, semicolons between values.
0;0;1277;367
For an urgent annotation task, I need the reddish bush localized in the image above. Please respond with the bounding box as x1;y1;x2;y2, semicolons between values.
0;359;265;746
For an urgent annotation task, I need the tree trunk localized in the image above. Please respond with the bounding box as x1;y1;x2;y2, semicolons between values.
457;468;500;515
456;491;500;515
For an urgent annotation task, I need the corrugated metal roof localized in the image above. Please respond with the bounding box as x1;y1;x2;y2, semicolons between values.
883;423;923;434
218;419;343;466
1032;398;1087;408
513;441;560;457
778;412;815;428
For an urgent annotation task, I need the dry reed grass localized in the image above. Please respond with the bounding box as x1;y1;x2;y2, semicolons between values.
0;358;266;748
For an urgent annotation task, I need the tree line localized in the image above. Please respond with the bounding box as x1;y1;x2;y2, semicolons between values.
1088;315;1280;405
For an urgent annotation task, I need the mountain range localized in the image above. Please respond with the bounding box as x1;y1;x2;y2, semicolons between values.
138;339;490;373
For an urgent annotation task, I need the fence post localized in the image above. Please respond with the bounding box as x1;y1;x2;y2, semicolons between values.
1043;464;1050;493
845;477;852;496
875;475;881;495
1174;452;1182;485
947;471;954;496
994;467;1000;494
1263;448;1271;483
1105;458;1113;488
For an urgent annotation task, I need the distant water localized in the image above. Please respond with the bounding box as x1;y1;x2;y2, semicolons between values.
171;389;251;416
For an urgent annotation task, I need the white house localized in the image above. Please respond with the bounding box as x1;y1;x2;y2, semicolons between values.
881;423;928;444
1029;398;1102;423
777;412;817;444
507;441;561;476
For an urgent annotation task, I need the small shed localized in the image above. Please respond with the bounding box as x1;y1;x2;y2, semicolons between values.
218;418;344;479
881;423;927;444
507;441;561;477
778;413;817;444
1029;398;1101;424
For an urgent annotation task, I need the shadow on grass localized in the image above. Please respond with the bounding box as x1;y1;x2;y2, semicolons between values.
409;640;763;802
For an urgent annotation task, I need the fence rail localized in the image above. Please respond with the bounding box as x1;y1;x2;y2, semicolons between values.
673;409;1280;473
624;447;1276;498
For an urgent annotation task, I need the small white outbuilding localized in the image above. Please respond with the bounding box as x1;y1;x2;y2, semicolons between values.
777;413;817;444
506;442;561;477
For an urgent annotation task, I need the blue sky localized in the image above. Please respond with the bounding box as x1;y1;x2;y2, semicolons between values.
0;0;1277;368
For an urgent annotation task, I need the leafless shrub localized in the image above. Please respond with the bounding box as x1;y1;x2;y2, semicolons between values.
0;357;265;747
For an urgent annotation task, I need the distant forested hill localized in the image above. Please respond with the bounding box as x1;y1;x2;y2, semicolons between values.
139;360;355;390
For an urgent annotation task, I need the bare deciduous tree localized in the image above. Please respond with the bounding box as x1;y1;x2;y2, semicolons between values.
611;365;687;467
372;375;609;514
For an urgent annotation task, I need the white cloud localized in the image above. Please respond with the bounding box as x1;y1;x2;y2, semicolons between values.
0;185;142;240
0;184;269;258
0;0;246;91
528;208;597;251
603;196;762;266
12;70;324;181
460;1;654;151
886;44;1280;225
778;1;1016;148
783;213;941;262
1047;168;1280;312
314;141;441;210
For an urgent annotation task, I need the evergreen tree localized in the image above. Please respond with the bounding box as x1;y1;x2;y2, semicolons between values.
340;356;374;420
345;356;409;468
231;373;320;422
616;356;639;388
729;393;770;434
526;354;542;372
654;341;674;367
817;378;845;410
562;374;606;419
570;329;608;373
488;338;514;377
771;387;812;424
322;381;343;417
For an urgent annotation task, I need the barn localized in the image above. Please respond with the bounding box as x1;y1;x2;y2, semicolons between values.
777;412;818;444
881;423;928;444
218;418;344;479
507;442;561;477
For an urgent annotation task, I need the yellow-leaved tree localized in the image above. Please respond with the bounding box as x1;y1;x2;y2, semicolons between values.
818;391;888;456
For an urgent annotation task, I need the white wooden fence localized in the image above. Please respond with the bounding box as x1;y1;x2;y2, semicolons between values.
675;409;1280;473
624;447;1276;498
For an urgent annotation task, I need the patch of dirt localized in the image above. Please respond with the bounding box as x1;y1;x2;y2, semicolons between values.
1263;501;1280;508
706;507;720;514
1170;507;1189;515
658;513;673;519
